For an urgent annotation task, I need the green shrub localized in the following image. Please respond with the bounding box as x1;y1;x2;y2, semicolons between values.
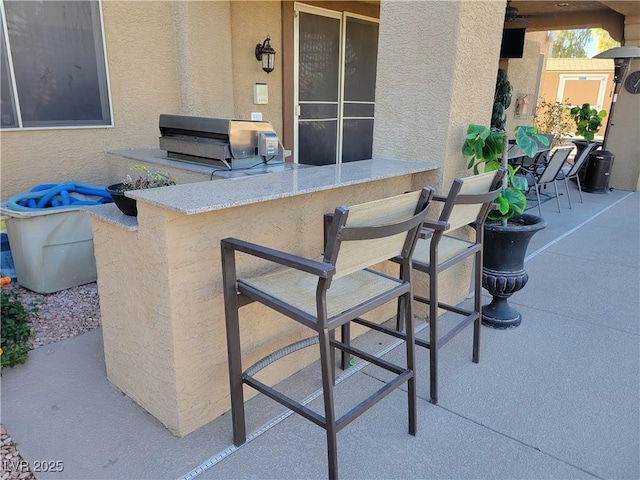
570;103;607;141
491;68;512;131
1;289;36;369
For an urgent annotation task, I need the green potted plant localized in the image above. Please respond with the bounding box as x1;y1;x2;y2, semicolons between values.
459;67;554;329
568;103;607;188
463;124;546;224
463;122;549;329
570;103;607;142
106;164;175;217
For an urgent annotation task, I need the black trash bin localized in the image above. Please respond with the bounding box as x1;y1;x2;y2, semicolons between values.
582;150;615;193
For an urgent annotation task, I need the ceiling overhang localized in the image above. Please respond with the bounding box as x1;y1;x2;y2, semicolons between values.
507;1;639;42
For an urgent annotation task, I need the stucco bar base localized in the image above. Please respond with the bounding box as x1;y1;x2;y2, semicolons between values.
88;157;438;436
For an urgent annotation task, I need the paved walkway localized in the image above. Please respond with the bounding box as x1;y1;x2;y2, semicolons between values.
1;185;638;479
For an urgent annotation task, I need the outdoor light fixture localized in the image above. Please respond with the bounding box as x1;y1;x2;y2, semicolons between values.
255;36;276;73
593;46;640;150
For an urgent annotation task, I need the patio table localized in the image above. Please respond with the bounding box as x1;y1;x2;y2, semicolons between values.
507;141;551;168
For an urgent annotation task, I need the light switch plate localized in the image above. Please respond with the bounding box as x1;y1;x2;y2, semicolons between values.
253;83;268;104
251;112;263;121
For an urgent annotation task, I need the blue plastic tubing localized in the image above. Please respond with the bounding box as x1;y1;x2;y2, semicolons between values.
6;182;113;212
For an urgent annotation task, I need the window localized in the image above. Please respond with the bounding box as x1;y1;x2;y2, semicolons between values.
1;0;112;130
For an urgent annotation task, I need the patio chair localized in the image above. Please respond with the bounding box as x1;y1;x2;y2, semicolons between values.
558;142;600;205
524;147;573;216
221;187;433;480
346;170;505;404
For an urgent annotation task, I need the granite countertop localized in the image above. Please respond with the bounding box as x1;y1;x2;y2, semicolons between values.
87;157;438;228
85;203;139;231
128;157;438;215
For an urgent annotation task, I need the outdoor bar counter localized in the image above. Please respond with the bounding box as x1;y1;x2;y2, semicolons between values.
88;156;439;436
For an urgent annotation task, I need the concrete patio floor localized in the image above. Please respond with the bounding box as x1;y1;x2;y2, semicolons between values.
1;181;638;480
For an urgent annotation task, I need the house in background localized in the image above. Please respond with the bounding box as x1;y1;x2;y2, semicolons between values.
539;57;615;138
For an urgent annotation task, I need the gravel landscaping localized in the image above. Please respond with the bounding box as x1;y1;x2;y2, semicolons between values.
6;282;101;348
0;425;34;480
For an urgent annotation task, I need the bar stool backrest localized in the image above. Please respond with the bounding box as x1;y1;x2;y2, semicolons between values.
325;189;430;279
445;171;505;232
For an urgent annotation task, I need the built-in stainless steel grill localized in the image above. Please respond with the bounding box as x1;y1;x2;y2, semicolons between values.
159;115;287;169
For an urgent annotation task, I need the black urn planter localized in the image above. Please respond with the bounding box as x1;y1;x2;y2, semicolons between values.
106;183;137;217
481;214;548;329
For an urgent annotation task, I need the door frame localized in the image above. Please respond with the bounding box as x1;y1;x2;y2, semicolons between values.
293;4;379;164
293;3;343;164
339;11;379;163
281;1;380;160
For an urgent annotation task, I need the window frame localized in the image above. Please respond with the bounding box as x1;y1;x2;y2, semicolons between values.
0;0;114;131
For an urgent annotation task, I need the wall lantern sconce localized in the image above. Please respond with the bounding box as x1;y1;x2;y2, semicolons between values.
255;36;276;73
593;46;640;150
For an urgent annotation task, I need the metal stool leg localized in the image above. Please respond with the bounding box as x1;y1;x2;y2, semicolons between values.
472;248;482;363
340;323;351;371
222;248;247;446
402;290;418;435
319;329;339;480
429;259;438;404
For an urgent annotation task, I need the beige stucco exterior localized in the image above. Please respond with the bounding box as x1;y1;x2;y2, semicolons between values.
1;1;638;197
3;0;639;438
0;1;282;200
502;32;549;133
230;2;283;132
2;2;178;197
91;169;435;436
373;1;505;311
607;15;640;191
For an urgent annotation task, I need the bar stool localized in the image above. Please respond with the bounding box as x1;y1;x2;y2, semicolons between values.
409;170;505;403
346;170;505;403
221;187;433;479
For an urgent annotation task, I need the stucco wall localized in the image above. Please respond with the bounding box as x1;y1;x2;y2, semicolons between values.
608;16;640;191
1;2;177;199
173;1;235;118
502;35;546;132
0;0;248;201
230;2;284;137
92;174;419;436
373;0;505;309
374;0;504;187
